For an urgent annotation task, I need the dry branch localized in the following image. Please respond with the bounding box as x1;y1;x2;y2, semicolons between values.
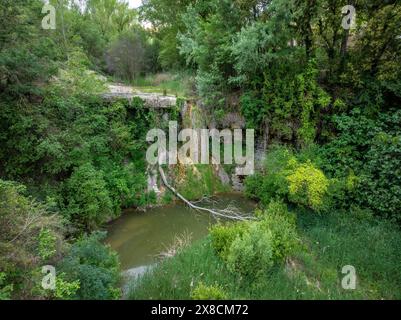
158;166;254;221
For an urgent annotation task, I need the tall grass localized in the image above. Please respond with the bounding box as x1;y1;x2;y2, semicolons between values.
129;210;401;300
131;72;195;97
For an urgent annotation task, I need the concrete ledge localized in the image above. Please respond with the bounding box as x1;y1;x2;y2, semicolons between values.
103;84;177;108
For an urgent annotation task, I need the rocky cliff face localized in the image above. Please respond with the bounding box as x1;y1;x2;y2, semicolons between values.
141;94;256;201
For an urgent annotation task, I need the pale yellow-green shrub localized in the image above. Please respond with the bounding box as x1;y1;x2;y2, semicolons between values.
286;160;329;211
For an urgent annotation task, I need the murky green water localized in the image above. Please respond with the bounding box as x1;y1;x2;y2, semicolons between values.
106;193;256;271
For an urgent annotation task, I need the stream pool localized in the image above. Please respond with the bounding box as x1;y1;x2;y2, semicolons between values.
105;193;256;272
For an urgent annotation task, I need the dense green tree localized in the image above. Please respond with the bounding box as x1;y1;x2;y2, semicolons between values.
0;0;60;98
141;0;195;69
106;29;148;80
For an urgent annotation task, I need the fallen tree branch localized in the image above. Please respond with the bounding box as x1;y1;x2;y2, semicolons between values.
158;166;254;221
191;195;219;205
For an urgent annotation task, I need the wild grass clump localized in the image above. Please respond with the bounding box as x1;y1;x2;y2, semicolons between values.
132;72;194;97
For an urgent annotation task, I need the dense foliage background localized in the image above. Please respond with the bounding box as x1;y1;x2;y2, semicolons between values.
0;0;400;299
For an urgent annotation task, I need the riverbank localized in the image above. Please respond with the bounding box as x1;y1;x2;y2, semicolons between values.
128;208;401;300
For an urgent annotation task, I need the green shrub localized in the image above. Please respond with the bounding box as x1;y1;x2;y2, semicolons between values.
103;161;148;212
191;282;227;300
255;198;292;219
244;173;267;201
64;163;113;231
38;229;57;260
54;273;80;300
0;273;13;300
137;190;157;207
244;146;291;205
210;223;248;260
357;133;401;222
258;200;300;262
327;171;359;209
286;160;330;212
226;223;274;278
245;145;331;211
320;109;401;222
211;200;300;278
58;232;121;300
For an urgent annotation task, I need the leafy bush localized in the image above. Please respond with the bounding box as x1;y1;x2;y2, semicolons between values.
357;133;401;222
106;31;147;81
0;272;13;300
58;232;121;300
327;171;359;209
244;146;292;205
38;229;57;260
245;145;330;211
0;36;59;98
226;223;274;278
54;273;80;300
255;198;290;219
103;161;149;212
211;201;300;279
286;160;329;212
240;92;265;130
64;163;113;231
258;200;300;262
321;109;401;222
210;223;248;260
191;282;227;300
